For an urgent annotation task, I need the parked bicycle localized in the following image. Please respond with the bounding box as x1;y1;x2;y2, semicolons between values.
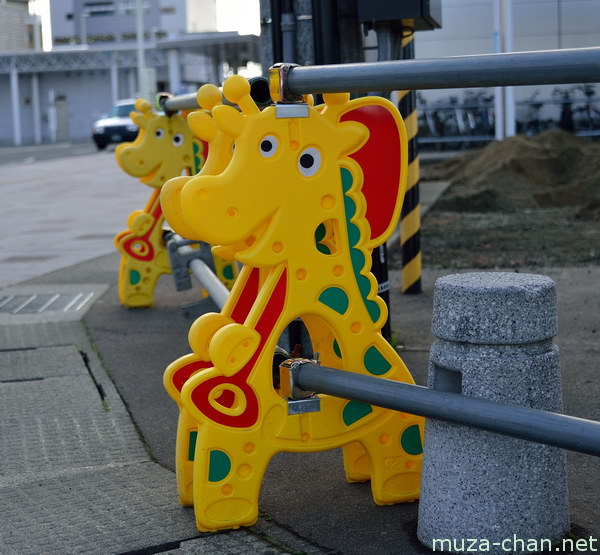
572;84;600;134
552;86;576;132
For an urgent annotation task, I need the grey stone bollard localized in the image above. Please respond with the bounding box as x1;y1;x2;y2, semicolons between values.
417;272;569;554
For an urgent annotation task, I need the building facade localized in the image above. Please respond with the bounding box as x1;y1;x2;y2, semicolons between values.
0;0;42;51
50;0;218;45
0;33;259;145
0;0;259;146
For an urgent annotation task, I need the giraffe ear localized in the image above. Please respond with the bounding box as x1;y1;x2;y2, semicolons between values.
188;111;217;142
212;105;245;138
131;113;147;128
340;99;408;248
339;121;368;155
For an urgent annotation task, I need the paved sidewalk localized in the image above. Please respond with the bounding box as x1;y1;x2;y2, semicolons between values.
0;148;148;288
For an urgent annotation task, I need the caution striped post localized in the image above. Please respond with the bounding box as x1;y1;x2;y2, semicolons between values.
398;34;422;294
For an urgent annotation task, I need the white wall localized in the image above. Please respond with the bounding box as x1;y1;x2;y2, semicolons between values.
49;0;76;43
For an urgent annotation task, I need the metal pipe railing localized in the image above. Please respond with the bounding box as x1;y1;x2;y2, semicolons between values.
162;76;271;114
161;47;600;114
174;241;229;309
284;47;600;95
293;362;600;457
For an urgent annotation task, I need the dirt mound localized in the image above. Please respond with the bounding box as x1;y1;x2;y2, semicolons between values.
423;130;600;212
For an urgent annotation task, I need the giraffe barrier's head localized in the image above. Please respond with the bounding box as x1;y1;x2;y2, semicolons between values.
116;98;206;189
160;84;236;241
170;75;407;268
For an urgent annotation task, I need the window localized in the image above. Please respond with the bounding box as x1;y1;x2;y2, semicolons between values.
117;0;150;14
83;2;115;16
160;7;175;14
110;104;136;118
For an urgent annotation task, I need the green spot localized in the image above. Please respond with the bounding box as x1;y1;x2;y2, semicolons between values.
188;430;197;461
344;194;356;220
357;274;371;297
366;300;381;323
316;243;331;255
222;264;234;280
364;346;392;375
333;339;342;358
208;449;231;482
129;269;141;285
350;248;365;274
341;167;353;192
342;401;373;426
314;223;326;242
347;222;360;245
401;425;423;456
318;287;349;315
192;141;202;173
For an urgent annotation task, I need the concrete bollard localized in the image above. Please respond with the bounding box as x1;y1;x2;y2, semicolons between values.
417;272;569;554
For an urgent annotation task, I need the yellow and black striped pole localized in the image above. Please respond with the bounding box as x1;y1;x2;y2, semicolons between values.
398;33;422;294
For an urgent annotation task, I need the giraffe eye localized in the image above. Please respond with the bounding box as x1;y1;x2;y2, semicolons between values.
172;133;184;146
155;128;164;139
298;147;321;177
259;135;278;158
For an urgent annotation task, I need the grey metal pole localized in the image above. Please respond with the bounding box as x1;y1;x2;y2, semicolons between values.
174;242;229;310
293;362;600;457
161;77;272;115
162;47;600;113
285;47;600;94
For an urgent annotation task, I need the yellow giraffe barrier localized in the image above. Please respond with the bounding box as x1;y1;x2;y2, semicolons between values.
114;99;206;307
114;96;239;307
162;75;424;532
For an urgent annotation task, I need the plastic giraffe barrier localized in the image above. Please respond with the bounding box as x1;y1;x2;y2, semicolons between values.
162;75;425;532
114;97;239;307
160;83;250;509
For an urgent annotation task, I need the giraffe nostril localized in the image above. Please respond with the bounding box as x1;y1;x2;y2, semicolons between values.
139;160;144;165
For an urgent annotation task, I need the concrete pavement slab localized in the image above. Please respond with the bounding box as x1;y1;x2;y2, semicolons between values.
0;150;148;288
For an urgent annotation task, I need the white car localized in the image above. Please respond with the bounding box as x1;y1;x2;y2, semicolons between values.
92;99;139;150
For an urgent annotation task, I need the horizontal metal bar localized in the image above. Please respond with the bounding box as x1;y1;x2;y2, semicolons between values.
162;92;198;114
162;76;272;115
286;47;600;94
295;363;600;457
188;258;229;310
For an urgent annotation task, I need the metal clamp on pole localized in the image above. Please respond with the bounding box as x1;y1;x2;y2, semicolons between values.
279;358;321;415
155;91;173;113
269;62;303;104
166;233;205;291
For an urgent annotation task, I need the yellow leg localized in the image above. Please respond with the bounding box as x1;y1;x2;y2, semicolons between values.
192;425;274;532
342;441;371;482
360;412;424;505
118;257;166;307
175;408;198;506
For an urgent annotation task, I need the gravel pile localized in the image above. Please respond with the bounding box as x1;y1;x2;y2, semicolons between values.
389;131;600;269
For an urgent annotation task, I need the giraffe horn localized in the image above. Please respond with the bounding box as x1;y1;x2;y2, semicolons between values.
223;75;260;115
197;84;223;111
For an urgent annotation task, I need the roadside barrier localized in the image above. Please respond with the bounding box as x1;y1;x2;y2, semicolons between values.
150;48;600;541
113;84;243;308
114;98;205;308
162;75;420;532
